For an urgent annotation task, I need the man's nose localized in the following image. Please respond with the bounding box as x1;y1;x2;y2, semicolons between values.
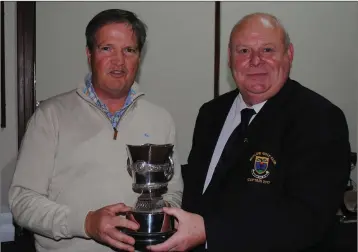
249;51;262;66
111;51;125;65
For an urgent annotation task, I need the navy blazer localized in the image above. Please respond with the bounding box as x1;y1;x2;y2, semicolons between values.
182;78;351;252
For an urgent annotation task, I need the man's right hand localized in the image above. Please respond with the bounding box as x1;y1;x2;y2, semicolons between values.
85;203;139;252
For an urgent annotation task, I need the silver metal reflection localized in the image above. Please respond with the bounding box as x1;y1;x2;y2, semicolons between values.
122;143;176;248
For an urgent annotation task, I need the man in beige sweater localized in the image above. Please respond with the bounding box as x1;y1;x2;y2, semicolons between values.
9;9;183;252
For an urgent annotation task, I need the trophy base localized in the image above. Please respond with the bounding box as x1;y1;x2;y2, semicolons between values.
121;229;176;250
119;211;176;250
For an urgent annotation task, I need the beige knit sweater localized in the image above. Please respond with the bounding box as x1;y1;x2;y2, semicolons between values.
9;82;183;252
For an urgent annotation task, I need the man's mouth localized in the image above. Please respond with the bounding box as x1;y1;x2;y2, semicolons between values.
246;73;269;81
109;69;126;77
247;72;268;78
247;72;268;76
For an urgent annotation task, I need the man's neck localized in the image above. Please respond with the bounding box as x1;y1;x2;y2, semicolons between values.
94;86;128;114
242;93;269;106
105;99;126;114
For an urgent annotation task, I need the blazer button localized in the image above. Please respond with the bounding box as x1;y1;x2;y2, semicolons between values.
244;138;248;143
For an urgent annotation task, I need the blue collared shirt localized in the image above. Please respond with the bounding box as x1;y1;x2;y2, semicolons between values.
82;73;136;129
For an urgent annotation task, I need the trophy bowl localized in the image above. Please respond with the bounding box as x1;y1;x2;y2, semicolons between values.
120;143;176;250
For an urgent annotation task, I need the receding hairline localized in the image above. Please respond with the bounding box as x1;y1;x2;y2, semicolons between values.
229;12;291;49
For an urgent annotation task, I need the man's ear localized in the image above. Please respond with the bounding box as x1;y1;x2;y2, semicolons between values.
85;47;92;66
287;43;294;64
227;46;232;69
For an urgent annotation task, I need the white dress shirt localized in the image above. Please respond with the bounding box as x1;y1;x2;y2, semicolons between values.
202;93;266;193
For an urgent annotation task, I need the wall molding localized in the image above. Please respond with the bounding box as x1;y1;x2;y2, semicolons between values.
17;2;36;147
214;1;220;98
15;2;36;247
1;1;6;128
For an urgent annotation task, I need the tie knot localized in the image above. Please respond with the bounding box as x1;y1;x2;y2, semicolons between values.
240;108;256;128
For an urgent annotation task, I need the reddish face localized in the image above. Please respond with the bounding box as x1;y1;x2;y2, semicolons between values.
228;17;294;105
86;22;140;99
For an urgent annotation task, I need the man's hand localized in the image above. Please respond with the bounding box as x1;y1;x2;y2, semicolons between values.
147;207;206;252
85;203;139;252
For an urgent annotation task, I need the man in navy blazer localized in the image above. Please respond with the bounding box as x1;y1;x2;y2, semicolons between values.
148;12;351;252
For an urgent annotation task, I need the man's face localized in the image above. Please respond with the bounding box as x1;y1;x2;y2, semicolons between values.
86;22;140;99
228;17;294;105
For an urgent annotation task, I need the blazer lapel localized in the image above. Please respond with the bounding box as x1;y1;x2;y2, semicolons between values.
195;90;239;194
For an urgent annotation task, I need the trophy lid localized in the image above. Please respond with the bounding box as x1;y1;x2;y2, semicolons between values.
127;143;174;165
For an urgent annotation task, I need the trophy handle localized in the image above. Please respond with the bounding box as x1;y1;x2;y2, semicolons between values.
127;158;133;177
164;155;174;181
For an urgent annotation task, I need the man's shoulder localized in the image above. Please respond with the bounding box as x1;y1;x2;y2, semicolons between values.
38;89;78;110
136;98;173;120
282;79;346;127
25;89;79;128
33;89;81;123
289;79;342;114
199;89;239;113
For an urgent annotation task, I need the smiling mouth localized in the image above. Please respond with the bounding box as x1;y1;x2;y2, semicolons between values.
247;73;269;79
109;70;126;78
247;73;268;76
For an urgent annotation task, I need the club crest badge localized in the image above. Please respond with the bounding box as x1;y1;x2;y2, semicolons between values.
247;152;277;184
252;156;270;179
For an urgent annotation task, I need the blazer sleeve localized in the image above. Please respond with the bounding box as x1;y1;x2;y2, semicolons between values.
204;106;351;251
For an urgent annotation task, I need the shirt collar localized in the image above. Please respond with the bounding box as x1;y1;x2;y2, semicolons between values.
83;72;137;108
236;92;267;114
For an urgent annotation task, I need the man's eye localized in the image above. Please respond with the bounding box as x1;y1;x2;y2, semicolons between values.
263;47;274;53
124;47;138;54
239;48;249;54
101;46;111;51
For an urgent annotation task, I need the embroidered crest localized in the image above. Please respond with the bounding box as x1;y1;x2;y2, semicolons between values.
252;156;270;179
247;152;277;184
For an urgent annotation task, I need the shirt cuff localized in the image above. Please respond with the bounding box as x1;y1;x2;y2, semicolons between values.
66;208;91;239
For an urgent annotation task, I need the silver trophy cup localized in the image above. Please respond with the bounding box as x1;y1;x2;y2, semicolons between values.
121;143;176;249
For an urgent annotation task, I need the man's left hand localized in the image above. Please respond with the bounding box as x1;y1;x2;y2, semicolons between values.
147;207;206;251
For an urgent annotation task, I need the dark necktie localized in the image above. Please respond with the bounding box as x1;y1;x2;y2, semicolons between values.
204;108;256;193
217;108;256;167
237;108;256;136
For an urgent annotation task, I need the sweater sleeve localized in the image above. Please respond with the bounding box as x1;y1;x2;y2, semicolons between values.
8;106;89;240
162;114;183;208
